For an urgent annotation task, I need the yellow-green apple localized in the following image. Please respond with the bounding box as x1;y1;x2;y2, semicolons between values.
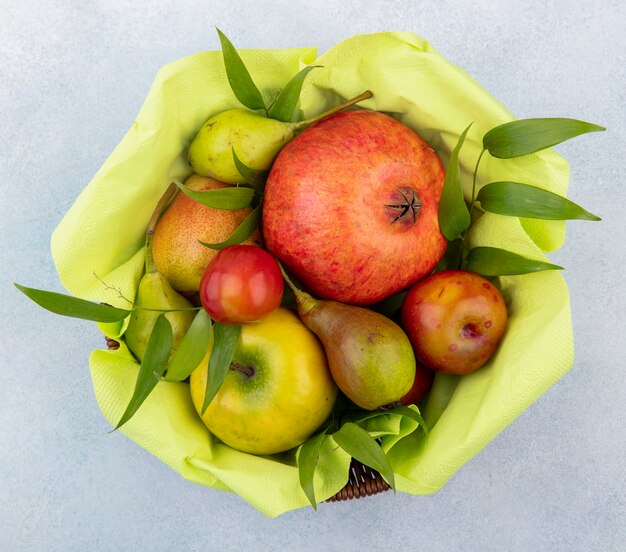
401;270;508;375
262;110;447;305
189;308;337;455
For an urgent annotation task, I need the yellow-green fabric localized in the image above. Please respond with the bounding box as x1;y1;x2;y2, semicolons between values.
51;32;573;517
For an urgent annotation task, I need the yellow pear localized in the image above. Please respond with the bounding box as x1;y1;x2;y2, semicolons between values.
152;174;262;293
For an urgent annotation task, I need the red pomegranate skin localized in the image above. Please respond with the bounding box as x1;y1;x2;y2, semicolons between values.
263;109;447;305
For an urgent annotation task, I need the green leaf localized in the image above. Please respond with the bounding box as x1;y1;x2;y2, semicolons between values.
216;28;266;112
114;314;172;430
201;323;241;414
332;422;395;490
268;65;320;122
341;405;428;436
476;181;601;221
165;310;213;382
174;179;253;210
14;283;131;322
483;118;605;158
439;124;472;240
385;405;428;435
232;149;268;193
465;247;563;276
297;430;328;511
199;205;261;251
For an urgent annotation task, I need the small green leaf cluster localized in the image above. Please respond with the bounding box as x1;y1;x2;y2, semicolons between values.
16;273;254;438
217;28;318;122
14;279;248;433
297;400;427;510
175;177;261;251
438;117;604;274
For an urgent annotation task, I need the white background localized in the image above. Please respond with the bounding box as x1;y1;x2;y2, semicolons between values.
1;1;624;550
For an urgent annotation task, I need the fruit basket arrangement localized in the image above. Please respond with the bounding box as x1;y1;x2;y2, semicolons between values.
17;32;603;517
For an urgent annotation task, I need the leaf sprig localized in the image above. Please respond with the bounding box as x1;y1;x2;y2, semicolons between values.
201;323;241;415
14;278;209;427
438;123;472;240
216;28;267;113
174;179;254;210
296;402;428;510
438;117;604;275
217;27;321;123
483;118;605;158
113;314;172;430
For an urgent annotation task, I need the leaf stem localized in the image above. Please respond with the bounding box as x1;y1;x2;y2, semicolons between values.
470;148;487;206
92;271;135;307
93;271;199;314
145;183;178;274
457;147;487;269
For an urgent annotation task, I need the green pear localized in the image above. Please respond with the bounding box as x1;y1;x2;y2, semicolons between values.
124;183;196;363
188;91;373;184
124;270;195;362
188;109;292;184
280;266;415;411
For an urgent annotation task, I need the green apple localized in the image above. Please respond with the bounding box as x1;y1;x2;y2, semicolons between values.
189;308;337;455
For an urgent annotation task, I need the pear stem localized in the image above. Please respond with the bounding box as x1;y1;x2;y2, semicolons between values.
277;261;319;317
292;90;374;131
145;183;178;274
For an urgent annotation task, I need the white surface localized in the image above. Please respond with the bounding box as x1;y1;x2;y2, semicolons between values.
1;1;624;550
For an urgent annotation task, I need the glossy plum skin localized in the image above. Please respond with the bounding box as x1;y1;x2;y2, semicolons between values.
401;270;508;375
199;245;283;325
